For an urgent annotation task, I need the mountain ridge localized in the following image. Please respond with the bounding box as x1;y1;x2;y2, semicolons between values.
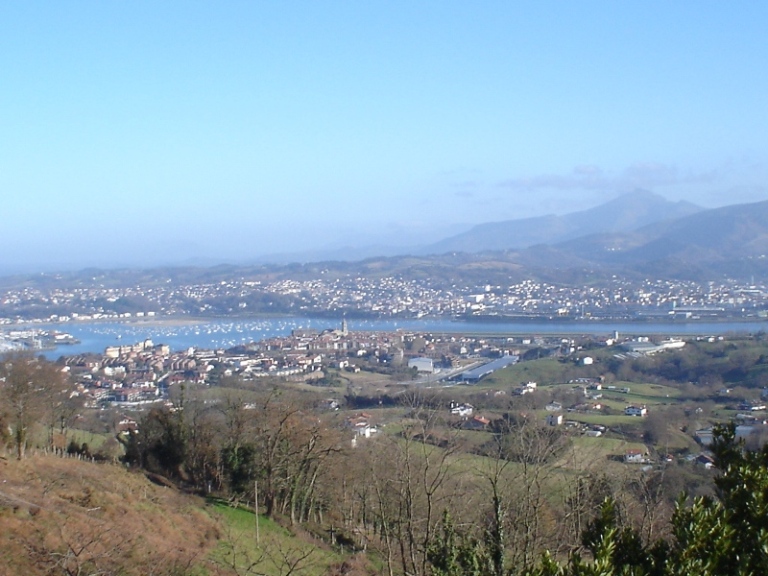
420;189;703;255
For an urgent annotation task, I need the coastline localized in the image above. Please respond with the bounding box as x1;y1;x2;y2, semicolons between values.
5;313;767;361
458;313;768;325
6;308;768;332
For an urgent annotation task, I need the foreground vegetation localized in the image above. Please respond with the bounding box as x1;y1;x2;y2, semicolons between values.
0;454;219;575
4;334;768;574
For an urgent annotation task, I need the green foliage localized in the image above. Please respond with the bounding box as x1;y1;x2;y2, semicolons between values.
222;442;258;494
580;500;655;575
617;339;768;388
308;369;344;388
426;511;490;576
124;407;188;477
428;424;768;576
526;425;768;576
494;337;768;391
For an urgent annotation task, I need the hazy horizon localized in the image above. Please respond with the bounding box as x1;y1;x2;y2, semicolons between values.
2;2;767;274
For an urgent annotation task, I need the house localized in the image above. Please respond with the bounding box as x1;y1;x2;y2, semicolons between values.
345;414;377;438
546;413;563;426
545;402;562;412
117;416;139;434
319;399;340;411
514;381;538;395
624;449;646;463
738;401;766;412
695;428;714;447
464;416;490;430
114;388;143;403
697;453;715;469
625;405;647;417
450;402;474;417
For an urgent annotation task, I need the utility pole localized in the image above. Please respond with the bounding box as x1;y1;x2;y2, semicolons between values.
255;480;260;544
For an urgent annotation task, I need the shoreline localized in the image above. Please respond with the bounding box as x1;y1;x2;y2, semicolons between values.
7;314;765;360
459;314;768;325
6;311;768;332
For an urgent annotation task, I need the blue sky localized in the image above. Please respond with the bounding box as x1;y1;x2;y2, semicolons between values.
1;2;767;271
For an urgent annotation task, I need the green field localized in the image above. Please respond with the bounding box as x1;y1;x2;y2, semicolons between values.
211;503;345;576
553;436;648;470
479;358;571;388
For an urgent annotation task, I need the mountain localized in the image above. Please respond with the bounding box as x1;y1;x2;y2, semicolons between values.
420;190;703;255
516;198;768;279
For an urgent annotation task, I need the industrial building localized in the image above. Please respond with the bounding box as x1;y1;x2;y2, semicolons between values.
408;357;436;373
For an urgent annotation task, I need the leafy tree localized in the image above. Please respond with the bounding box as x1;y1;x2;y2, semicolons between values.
427;511;489;576
124;407;188;478
424;424;768;576
521;423;768;576
221;442;258;494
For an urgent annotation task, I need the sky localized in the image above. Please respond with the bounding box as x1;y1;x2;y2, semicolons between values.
1;2;767;272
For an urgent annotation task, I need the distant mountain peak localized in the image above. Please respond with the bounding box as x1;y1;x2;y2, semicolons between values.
525;197;768;280
421;191;703;255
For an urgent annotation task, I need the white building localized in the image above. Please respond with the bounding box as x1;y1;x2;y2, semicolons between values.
450;402;474;417
625;405;647;417
546;413;563;426
408;357;435;373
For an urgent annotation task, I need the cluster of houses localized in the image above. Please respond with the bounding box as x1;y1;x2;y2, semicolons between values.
449;401;491;430
59;328;409;407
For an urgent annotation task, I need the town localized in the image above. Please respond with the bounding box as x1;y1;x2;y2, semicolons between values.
46;319;768;467
5;304;768;576
1;273;767;326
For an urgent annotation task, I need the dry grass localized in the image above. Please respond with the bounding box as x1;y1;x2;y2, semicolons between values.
0;453;367;576
0;453;220;575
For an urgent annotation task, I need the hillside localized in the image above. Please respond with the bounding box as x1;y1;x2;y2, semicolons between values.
1;196;768;299
422;189;702;254
0;454;221;575
0;452;365;576
536;198;768;278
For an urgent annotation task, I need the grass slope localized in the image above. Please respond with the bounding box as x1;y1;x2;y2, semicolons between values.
0;454;219;575
211;503;346;576
0;453;362;576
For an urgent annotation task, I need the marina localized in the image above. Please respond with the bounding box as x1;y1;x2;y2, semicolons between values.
1;316;765;359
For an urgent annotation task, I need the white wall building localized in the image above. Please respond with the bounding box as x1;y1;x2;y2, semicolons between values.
408;357;435;373
625;405;647;417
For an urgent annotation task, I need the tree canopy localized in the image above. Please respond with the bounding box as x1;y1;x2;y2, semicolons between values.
427;424;768;576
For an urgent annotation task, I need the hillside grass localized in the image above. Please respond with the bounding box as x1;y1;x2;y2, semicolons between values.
480;358;570;388
0;454;220;576
0;452;358;576
210;503;345;576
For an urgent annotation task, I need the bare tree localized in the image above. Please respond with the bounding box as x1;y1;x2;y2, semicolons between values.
366;390;464;576
474;413;569;572
0;352;69;459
